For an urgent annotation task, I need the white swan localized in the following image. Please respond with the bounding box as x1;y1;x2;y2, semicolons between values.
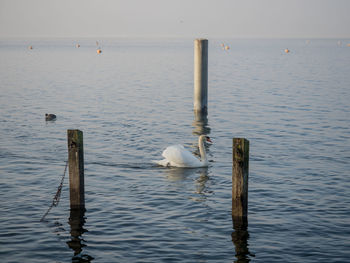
154;135;212;168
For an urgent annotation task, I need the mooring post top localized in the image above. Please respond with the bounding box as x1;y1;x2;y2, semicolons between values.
68;129;83;133
194;39;208;47
233;139;249;152
67;129;83;139
233;138;250;157
233;138;249;142
67;129;84;150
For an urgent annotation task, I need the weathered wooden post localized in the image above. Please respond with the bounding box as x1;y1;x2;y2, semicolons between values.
232;138;249;228
194;38;208;114
67;129;85;210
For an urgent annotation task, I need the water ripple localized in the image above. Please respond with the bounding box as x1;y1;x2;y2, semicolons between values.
1;38;350;262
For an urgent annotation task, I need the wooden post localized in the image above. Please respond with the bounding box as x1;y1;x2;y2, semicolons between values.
194;38;208;114
232;138;249;228
67;129;85;209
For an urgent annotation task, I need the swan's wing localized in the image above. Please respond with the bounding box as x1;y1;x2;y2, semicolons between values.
162;144;202;167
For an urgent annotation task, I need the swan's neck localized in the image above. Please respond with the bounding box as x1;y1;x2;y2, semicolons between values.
199;137;207;163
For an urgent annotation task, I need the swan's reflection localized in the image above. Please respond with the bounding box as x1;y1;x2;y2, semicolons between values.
67;208;94;262
232;216;254;262
163;167;196;181
162;167;210;199
163;167;207;181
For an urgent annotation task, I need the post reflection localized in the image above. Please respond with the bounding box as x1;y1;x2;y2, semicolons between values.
67;208;94;262
192;111;211;136
192;111;211;196
232;217;254;262
192;111;211;162
194;168;209;195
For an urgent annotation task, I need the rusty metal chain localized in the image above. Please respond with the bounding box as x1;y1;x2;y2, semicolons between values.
40;161;68;222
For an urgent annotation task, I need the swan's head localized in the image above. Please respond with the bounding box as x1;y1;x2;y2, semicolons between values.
200;135;212;144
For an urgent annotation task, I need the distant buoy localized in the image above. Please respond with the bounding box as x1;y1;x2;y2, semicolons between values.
97;49;102;54
28;46;33;50
284;49;290;53
225;45;230;50
347;43;350;47
76;44;80;48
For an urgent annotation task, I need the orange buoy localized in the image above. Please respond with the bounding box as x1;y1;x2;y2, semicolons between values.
347;43;350;47
28;45;33;50
225;45;230;50
76;44;80;48
284;48;290;53
97;49;102;54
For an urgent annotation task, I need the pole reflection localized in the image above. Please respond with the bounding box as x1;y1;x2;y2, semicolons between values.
192;110;211;197
195;168;209;195
67;208;94;263
232;216;254;262
192;111;211;160
192;111;211;136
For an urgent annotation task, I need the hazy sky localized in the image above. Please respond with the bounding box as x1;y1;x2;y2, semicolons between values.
0;0;349;38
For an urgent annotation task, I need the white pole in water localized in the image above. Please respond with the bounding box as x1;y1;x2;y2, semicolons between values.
194;39;208;114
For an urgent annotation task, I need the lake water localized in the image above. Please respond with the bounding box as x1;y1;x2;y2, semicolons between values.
0;38;350;262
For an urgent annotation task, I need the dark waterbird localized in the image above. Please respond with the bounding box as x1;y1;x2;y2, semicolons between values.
45;113;56;121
